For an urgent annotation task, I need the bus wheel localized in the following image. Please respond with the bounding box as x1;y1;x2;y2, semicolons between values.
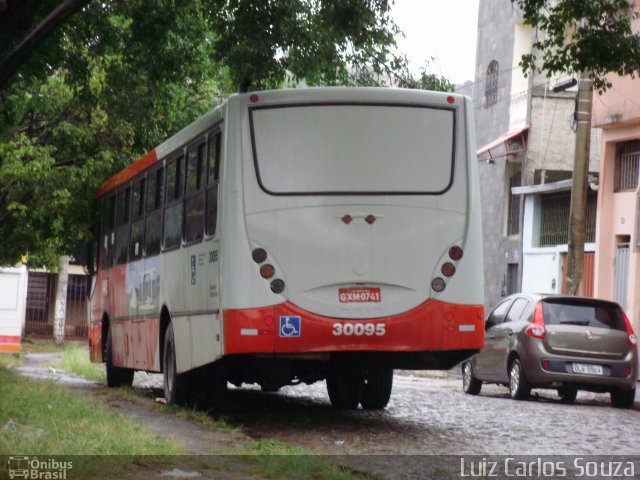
163;323;187;406
191;363;228;411
105;328;134;388
360;369;393;410
326;367;365;410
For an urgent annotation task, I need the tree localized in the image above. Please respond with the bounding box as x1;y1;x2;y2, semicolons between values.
514;0;640;91
0;0;229;267
513;0;640;295
0;0;448;269
0;0;91;90
208;0;402;91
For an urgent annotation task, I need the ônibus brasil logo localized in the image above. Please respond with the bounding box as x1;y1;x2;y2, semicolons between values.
7;456;73;479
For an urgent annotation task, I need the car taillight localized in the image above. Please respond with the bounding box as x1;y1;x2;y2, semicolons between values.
620;308;638;347
525;302;546;339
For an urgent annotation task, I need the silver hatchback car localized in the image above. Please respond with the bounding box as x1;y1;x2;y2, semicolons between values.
462;294;638;408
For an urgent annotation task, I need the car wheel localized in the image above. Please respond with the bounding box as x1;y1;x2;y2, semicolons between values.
508;359;531;400
105;328;134;388
462;361;482;395
611;387;636;409
558;386;578;404
360;369;393;410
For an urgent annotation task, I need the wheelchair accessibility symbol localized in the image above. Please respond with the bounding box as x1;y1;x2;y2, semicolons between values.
279;316;301;337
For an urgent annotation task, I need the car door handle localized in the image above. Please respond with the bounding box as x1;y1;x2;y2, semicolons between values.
507;332;514;337
487;334;495;339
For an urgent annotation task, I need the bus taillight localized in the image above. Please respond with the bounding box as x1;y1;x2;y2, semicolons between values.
260;264;275;279
252;248;267;263
270;279;285;294
449;246;463;260
441;262;456;277
431;277;446;292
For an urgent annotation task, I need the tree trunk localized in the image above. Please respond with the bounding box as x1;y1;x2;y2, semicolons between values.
53;255;70;344
566;72;593;296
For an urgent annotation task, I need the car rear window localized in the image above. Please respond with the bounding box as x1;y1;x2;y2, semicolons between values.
542;299;626;331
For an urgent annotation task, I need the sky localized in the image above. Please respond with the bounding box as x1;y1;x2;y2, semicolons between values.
391;0;480;85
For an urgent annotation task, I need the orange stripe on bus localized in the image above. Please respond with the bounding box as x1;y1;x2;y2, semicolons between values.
0;344;21;353
97;149;158;196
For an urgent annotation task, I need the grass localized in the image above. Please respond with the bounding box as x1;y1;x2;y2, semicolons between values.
21;338;84;353
57;345;105;382
236;439;369;479
4;340;372;479
0;363;182;476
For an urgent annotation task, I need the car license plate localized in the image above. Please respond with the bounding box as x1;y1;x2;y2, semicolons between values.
572;363;603;375
338;287;381;303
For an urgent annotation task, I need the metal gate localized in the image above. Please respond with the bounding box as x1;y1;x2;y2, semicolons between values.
614;243;630;310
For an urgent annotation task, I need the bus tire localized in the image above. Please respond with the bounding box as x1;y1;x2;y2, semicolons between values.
163;323;187;406
191;363;228;411
105;328;134;388
360;369;393;410
326;367;365;410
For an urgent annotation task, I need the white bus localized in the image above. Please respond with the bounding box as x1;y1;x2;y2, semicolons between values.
89;87;484;409
0;265;28;353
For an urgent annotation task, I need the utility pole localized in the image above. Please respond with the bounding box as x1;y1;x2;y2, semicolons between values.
565;71;593;296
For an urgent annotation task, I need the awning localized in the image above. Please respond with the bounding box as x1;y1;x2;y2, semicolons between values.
511;179;573;196
477;125;529;162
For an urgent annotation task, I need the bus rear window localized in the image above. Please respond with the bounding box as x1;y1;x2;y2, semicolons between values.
249;103;455;195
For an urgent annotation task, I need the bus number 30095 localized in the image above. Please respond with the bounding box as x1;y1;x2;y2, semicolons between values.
331;322;386;337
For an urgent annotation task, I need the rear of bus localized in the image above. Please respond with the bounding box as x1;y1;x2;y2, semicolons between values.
221;88;484;391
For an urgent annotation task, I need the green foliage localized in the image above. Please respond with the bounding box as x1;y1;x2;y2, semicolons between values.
513;0;640;91
57;345;106;382
0;363;182;457
209;0;403;91
0;0;453;267
0;0;228;267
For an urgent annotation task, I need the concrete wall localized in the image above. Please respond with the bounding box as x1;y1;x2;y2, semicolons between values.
526;92;601;185
473;0;519;148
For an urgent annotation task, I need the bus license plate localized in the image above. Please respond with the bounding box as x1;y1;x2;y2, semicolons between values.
572;363;603;375
339;287;381;303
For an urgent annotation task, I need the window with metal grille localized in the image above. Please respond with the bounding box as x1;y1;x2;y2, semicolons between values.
485;60;498;107
507;170;521;236
539;191;597;246
614;140;640;192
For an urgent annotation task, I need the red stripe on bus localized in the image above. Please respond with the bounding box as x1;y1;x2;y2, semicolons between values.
223;299;484;355
97;149;158;196
0;335;20;344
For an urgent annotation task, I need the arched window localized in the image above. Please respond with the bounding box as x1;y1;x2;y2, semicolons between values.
485;60;499;107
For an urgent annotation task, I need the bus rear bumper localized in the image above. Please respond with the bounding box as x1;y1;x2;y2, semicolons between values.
223;299;484;365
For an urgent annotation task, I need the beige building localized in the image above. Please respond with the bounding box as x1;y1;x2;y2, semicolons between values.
592;74;640;332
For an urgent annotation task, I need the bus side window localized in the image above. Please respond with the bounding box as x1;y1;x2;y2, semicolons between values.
115;186;131;265
145;167;163;256
205;130;221;237
184;142;205;244
129;177;146;261
163;156;183;250
101;195;116;269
